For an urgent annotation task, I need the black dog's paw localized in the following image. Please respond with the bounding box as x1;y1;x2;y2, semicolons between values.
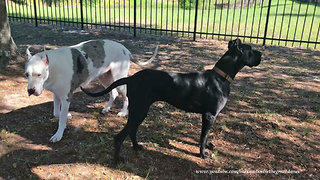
206;142;214;150
200;152;211;159
113;156;125;166
133;144;145;151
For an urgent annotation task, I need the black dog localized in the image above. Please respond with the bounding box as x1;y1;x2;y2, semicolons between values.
81;39;261;163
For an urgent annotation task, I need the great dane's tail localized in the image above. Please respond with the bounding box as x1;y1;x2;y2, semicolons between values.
80;78;128;97
130;45;159;66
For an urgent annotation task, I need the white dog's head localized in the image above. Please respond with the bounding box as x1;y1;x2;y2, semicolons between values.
25;47;50;96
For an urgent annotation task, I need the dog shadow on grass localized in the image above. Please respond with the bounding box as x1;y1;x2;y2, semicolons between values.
0;100;245;179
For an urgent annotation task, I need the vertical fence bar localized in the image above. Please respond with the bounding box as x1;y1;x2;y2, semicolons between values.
225;0;230;40
285;0;295;46
199;0;205;38
129;0;131;32
188;0;191;37
218;0;223;39
307;2;317;49
109;0;111;30
145;0;147;33
250;0;257;43
271;0;280;45
299;1;310;47
104;0;107;29
139;0;142;33
237;0;243;37
51;1;54;25
124;0;126;30
176;0;179;36
257;0;265;43
279;0;288;45
113;0;115;30
243;0;250;42
134;0;136;37
7;0;11;21
315;23;320;49
33;0;38;26
206;0;211;38
230;0;236;39
156;0;158;34
59;0;62;26
118;0;120;30
46;0;49;24
292;1;302;46
262;0;272;47
166;0;168;35
171;0;174;36
80;0;84;30
151;0;153;34
161;0;163;35
193;0;199;41
21;0;25;22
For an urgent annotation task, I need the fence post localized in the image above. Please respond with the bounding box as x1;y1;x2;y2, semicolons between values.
263;0;272;47
80;0;84;30
134;0;136;37
33;0;38;27
193;0;199;41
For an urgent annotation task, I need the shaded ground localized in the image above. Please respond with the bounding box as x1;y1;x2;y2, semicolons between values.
0;22;319;179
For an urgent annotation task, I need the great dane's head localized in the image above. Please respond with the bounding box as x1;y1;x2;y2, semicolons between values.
25;47;50;96
227;38;261;67
214;38;261;79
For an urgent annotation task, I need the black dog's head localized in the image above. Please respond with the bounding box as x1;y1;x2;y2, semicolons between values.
227;38;261;67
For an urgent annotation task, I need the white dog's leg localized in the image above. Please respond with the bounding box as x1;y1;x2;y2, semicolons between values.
101;89;118;114
53;93;72;119
109;62;130;117
50;98;70;143
117;85;128;117
53;93;61;118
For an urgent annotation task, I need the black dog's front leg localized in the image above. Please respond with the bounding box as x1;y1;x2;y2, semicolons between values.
200;112;216;158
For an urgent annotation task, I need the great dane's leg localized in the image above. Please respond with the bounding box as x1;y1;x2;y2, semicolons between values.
114;103;149;163
50;97;70;143
53;93;61;118
127;105;149;150
114;125;129;163
111;62;130;117
98;71;119;114
116;85;128;117
53;93;72;119
102;89;118;114
200;112;216;158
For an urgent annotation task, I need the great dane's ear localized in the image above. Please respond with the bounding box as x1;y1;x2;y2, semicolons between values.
26;46;33;60
43;53;49;66
228;38;243;55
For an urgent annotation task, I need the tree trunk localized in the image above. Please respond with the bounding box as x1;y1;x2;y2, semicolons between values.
0;0;17;71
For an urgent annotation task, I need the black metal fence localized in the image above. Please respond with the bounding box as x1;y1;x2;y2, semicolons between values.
5;0;320;48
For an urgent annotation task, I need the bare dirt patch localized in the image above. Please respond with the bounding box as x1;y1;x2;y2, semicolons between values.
0;22;319;179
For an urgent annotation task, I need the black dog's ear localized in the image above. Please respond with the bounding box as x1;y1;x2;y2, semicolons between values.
228;38;243;55
228;38;242;49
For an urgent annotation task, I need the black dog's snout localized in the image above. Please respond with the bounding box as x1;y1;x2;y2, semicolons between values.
28;88;35;96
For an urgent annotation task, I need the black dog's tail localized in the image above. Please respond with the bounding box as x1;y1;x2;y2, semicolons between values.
80;77;129;97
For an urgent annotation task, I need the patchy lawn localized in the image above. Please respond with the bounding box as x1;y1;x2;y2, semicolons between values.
0;22;319;179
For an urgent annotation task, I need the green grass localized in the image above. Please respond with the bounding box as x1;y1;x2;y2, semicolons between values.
6;0;320;48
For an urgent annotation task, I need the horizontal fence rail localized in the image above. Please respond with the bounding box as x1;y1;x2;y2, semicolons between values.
5;0;320;48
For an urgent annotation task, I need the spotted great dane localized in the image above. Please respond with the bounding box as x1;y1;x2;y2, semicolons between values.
25;40;159;142
81;39;262;163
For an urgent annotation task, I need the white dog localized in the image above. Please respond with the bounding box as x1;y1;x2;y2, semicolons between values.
25;40;158;142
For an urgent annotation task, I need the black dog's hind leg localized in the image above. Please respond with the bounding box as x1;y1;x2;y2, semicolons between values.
200;112;216;158
113;104;149;164
114;127;128;164
128;105;149;151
